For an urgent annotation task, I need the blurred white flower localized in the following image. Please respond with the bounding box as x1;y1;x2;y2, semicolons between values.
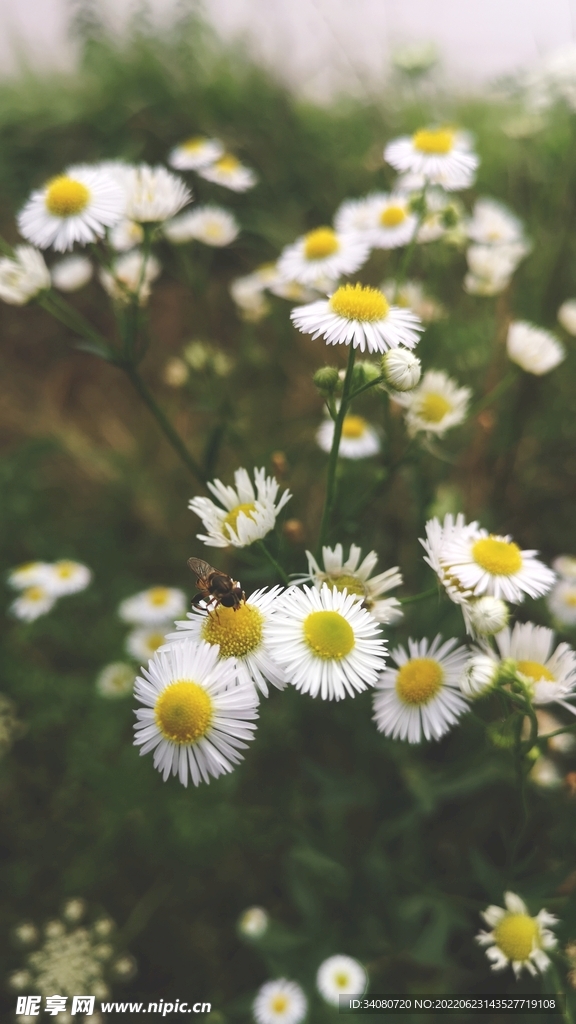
547;579;576;627
253;979;307;1024
464;596;509;637
230;274;270;322
51;255;93;292
278;227;369;288
109;219;144;252
507;321;565;375
0;245;50;305
96;663;136;699
168;136;224;171
392;42;438;77
100;250;161;305
238;906;269;938
385;128;478;191
464;243;529;296
363;193;418;249
164;205;239;246
381;279;444;322
123;164;191;223
317;955;367;1005
317;414;380;459
7;561;53;590
530;756;562;788
198;154;257;192
557;299;576;335
125;626;169;662
553;556;576;581
9;586;56;622
118;587;187;625
397;369;471;436
467;198;526;247
43;560;92;597
18;165;125;251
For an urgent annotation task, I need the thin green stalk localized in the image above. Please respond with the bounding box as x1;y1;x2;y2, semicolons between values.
122;363;206;484
38;291;114;358
256;540;290;586
348;374;385;402
399;585;438;605
394;185;428;299
316;345;356;555
468;370;517;420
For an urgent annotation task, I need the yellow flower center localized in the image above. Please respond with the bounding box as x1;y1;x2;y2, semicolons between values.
328;574;366;598
380;205;407;227
329;283;389;323
303;610;355;660
335;972;350;988
154;680;212;744
271;996;288;1014
396;657;443;705
182;137;206;153
55;561;75;579
201;603;264;659
418;393;452;423
145;632;166;654
472;537;523;576
25;586;45;602
517;660;555;683
45;176;90;218
223;502;257;537
493;914;539;963
303;227;340;260
148;587;171;607
413;128;455;154
342;415;367;439
204;220;226;240
215;155;240;173
566;593;576;607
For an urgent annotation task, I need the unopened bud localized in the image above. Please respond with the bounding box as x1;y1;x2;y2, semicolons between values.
381;349;421;392
409;194;427;217
313;366;340;395
163;357;189;387
352;360;381;388
441;205;459;229
466;596;509;637
460;653;499;698
271;451;288;478
238;906;269;938
283;519;305;544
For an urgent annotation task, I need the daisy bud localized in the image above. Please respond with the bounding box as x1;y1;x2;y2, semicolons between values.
313;366;340;395
238;906;269;938
381;349;421;392
460;653;499;698
466;596;509;636
352;360;382;388
558;299;576;336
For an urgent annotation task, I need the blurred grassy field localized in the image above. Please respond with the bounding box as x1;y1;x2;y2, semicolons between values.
2;14;576;1021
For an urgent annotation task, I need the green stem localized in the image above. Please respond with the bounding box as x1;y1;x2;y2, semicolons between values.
122;363;206;484
549;963;573;1024
38;291;114;357
256;540;290;586
348;374;385;402
394;185;428;299
468;370;517;419
399;585;438;605
316;345;356;555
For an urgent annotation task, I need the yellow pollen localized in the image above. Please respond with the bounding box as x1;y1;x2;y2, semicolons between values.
413;128;455;154
493;914;539;963
201;603;264;659
271;996;288;1014
380;205;407;227
25;586;45;602
55;561;75;579
148;587;171;606
396;657;443;705
517;660;555;683
45;176;90;218
303;610;355;660
215;155;240;173
335;972;350;988
472;537;523;576
204;221;225;240
146;632;166;653
328;574;367;598
154;680;212;744
182;137;206;152
419;393;452;423
223;502;257;538
303;227;340;260
342;415;367;439
566;594;576;607
329;283;389;322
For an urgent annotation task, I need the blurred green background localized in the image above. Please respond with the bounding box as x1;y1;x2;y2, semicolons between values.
2;12;576;1022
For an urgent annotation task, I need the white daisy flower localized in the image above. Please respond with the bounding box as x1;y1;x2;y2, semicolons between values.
384;128;478;191
123;164;191;224
364;193;418;249
278;228;369;288
0;246;50;305
95;662;136;699
164;586;287;697
373;635;470;743
467;198;526;247
255;261;319;303
398;369;471;436
317;955;367;1005
438;526;556;604
507;321;565;375
334;196;377;235
164;205;239;246
476;892;558;978
18;165;125;252
168;136;224;171
547;579;576;627
494;621;576;709
464;243;529;297
296;544;403;625
189;467;292;549
9;585;56;622
291;283;422;355
381;348;422;392
230;274;270;322
125;626;169;662
464;596;509;637
51;255;93;292
530;756;562;788
316;414;380;459
99;250;161;306
558;299;576;335
420;514;479;608
536;709;576;753
42;560;92;597
133;639;258;787
553;555;576;581
118;587;187;625
253;979;307;1024
381;279;444;323
109;218;144;252
266;584;386;701
7;561;53;590
238;906;269;938
198;154;257;192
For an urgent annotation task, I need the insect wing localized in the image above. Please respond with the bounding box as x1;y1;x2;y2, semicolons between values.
187;557;216;581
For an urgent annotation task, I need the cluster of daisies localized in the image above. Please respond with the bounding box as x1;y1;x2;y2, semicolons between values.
238;890;561;1017
6;560;92;622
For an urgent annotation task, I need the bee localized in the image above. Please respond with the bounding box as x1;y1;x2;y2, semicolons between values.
187;557;246;613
